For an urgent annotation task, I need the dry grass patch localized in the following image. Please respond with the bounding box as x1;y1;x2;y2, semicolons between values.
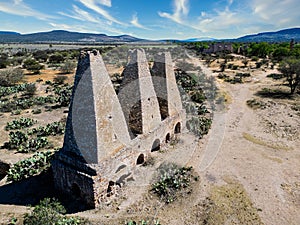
199;179;263;225
242;132;291;151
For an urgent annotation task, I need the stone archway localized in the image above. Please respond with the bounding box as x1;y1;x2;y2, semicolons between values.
165;133;171;143
151;139;161;152
175;122;181;134
136;154;145;165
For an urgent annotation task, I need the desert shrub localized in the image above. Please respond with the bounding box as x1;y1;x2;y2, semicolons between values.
191;90;206;104
53;75;67;84
246;99;266;110
4;131;28;150
232;65;239;70
266;73;284;80
255;61;262;68
32;108;42;114
0;96;56;113
5;117;36;130
54;85;73;107
186;116;212;137
49;53;64;64
23;198;86;225
7;151;54;182
28;121;65;136
24;83;37;96
60;60;76;74
32;50;48;62
0;83;35;97
152;163;196;203
126;220;161;225
23;58;44;74
17;137;49;153
0;68;24;86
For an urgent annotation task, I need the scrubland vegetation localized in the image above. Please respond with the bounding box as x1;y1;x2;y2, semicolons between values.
0;41;299;224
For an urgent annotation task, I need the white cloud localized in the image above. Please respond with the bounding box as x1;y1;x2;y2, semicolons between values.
0;0;53;20
130;14;150;30
78;0;125;25
49;23;73;30
59;5;101;23
251;0;300;27
158;0;189;24
99;0;111;7
196;7;244;32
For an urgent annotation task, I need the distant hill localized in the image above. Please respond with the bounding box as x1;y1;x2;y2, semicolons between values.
181;37;216;42
0;30;146;43
236;28;300;42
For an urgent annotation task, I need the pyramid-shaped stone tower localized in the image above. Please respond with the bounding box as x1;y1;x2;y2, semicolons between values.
52;49;186;208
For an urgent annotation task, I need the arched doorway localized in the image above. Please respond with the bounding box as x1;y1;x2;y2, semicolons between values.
175;122;181;134
136;154;145;165
165;133;171;143
151;139;160;152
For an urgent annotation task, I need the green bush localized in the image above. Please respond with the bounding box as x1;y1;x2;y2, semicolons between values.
23;58;44;74
54;75;68;85
7;151;54;182
126;220;161;225
28;121;65;136
0;83;34;97
4;131;28;150
152;163;196;203
186;116;212;137
17;137;49;153
24;198;86;225
24;83;37;96
5;117;36;130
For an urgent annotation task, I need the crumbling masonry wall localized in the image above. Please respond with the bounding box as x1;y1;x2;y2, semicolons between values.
52;49;186;208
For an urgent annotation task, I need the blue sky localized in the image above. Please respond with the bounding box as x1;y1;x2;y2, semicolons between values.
0;0;299;40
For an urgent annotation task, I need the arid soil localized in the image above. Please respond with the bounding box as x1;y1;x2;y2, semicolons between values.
0;53;299;225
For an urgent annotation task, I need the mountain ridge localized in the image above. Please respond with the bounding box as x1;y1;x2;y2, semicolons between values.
0;30;145;43
0;28;300;43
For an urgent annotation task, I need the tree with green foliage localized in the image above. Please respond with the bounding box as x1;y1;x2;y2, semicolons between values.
49;53;64;64
279;57;300;94
23;58;44;74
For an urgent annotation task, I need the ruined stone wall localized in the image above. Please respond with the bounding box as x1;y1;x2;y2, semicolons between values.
52;48;186;208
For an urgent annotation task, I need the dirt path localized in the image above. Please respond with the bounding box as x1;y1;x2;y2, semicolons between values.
188;55;300;225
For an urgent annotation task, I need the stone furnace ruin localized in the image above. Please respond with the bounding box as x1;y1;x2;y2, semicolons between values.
52;48;186;208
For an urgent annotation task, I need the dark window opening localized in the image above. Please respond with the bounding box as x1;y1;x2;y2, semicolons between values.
175;122;181;134
136;154;145;165
151;139;160;152
107;181;115;197
165;133;171;143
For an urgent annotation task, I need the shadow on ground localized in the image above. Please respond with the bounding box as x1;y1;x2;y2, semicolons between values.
0;170;89;213
255;88;293;99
